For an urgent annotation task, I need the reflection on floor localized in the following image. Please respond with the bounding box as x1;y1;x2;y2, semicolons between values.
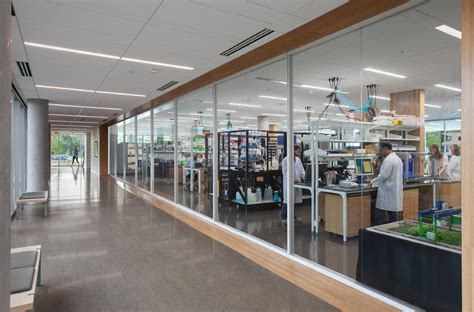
177;186;359;279
11;167;338;311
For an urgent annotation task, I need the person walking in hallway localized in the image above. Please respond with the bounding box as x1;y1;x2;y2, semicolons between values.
71;147;80;166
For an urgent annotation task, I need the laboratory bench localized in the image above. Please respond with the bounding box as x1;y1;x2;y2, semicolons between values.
311;180;460;242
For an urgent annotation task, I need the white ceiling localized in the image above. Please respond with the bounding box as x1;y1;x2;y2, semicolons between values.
11;0;347;130
171;0;461;133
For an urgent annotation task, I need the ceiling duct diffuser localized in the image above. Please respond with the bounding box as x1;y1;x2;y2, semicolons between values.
16;61;32;77
157;81;179;91
220;28;274;57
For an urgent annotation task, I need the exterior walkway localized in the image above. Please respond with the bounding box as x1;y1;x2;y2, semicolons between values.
11;167;337;311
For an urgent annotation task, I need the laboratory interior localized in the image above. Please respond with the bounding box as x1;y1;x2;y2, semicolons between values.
108;1;462;310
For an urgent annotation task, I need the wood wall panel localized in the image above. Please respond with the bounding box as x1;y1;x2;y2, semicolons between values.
99;125;108;176
462;0;473;310
103;0;408;127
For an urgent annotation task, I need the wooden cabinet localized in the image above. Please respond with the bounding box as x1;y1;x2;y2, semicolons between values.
403;188;419;221
325;194;371;237
436;182;461;208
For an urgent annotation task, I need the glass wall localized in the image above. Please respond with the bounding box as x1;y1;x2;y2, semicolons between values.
109;124;118;176
11;90;27;215
116;121;125;179
107;1;462;309
50;133;86;167
216;59;288;248
153;102;175;200
177;89;213;217
137;112;151;190
124;118;136;184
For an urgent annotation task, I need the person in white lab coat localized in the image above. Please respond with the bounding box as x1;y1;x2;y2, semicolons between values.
448;144;461;181
369;142;403;225
428;144;449;179
281;145;305;225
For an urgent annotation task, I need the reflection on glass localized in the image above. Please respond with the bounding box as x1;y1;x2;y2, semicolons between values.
137;112;151;190
153;102;175;200
177;89;213;217
216;59;288;248
124;118;136;184
109;124;117;176
116;121;125;179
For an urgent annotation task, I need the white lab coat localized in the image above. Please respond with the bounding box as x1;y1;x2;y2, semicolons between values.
371;152;403;212
282;156;305;204
448;155;461;181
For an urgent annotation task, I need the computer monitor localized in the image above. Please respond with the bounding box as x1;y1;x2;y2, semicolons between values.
355;159;374;176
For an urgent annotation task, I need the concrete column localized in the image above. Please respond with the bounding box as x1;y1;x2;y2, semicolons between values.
0;0;11;309
27;99;49;191
257;115;269;130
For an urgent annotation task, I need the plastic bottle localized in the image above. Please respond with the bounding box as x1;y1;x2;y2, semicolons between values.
256;188;262;202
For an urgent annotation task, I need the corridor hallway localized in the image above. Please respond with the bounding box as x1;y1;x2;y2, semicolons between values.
10;167;337;311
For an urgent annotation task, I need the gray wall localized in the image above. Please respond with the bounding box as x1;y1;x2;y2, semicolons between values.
0;0;11;308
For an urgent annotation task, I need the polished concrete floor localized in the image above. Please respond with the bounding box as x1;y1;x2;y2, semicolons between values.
11;167;338;311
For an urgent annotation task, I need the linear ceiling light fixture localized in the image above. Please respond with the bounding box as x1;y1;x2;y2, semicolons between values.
228;103;262;108
364;68;406;79
240;116;258;120
258;95;287;101
435;84;462;92
205;108;237;113
294;109;315;113
25;42;193;70
425;103;442;108
371;95;390;101
36;85;145;97
298;84;351;94
49;113;106;119
49;120;98;124
50;124;92;128
263;113;286;117
435;25;462;39
49;103;123;110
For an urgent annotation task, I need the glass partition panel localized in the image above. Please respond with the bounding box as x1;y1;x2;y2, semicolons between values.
109;124;118;176
116;121;125;179
177;89;213;217
290;1;461;310
124;117;136;184
137;111;151;190
216;58;288;249
153;102;175;200
292;30;363;276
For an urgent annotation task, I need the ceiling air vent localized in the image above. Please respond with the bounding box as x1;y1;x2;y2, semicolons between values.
157;81;179;92
16;61;32;77
220;28;274;57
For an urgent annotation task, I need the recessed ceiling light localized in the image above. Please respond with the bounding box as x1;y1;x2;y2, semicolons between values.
24;42;120;59
258;95;287;101
435;84;461;92
228;103;262;108
25;42;194;70
49;120;98;124
96;91;146;97
49;113;106;119
364;68;406;79
49;103;123;110
371;96;390;101
240;116;258;120
425;103;442;108
435;25;462;39
263;113;286;117
121;57;194;70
